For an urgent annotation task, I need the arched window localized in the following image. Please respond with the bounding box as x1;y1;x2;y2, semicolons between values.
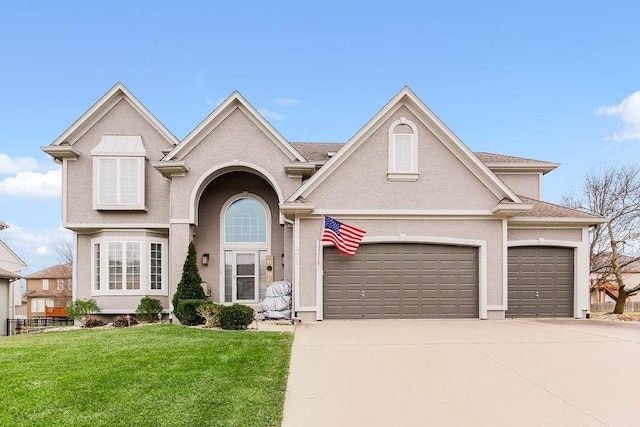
224;198;267;243
221;194;271;303
388;117;419;181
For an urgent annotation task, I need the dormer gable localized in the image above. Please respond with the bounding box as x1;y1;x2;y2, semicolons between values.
286;87;522;205
42;82;179;162
155;91;305;178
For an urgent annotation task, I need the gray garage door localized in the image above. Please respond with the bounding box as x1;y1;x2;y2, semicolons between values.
323;243;478;319
507;246;574;318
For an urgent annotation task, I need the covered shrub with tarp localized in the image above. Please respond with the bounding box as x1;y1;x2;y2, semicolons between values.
262;280;292;319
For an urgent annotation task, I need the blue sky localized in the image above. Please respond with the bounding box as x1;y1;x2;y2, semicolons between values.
1;0;640;274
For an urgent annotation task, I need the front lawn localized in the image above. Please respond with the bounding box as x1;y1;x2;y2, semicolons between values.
0;325;293;426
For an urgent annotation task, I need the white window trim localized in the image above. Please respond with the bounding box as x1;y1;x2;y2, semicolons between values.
91;236;168;296
42;278;49;291
388;116;419;181
92;156;146;210
219;193;271;304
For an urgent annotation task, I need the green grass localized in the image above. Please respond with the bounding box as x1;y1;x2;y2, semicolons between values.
0;325;293;427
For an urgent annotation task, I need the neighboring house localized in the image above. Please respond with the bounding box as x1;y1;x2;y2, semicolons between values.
0;268;21;335
590;255;640;303
24;264;73;318
0;221;27;334
42;83;605;321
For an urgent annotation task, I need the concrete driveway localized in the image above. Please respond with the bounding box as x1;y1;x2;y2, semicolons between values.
282;319;640;427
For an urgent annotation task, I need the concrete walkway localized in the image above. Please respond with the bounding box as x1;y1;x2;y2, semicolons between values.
282;319;640;427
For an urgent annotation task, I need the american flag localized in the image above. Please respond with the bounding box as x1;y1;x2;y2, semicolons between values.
322;216;366;256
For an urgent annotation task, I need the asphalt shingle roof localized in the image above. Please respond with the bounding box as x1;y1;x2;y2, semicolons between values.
474;152;557;166
290;142;345;162
24;264;72;279
516;196;602;219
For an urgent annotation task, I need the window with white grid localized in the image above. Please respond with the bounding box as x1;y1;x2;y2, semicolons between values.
92;237;167;296
94;157;144;209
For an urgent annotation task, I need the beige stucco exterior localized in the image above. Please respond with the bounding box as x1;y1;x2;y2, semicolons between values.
64;99;174;227
311;106;498;211
496;173;541;199
43;83;600;321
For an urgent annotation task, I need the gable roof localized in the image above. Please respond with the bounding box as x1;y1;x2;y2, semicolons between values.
163;91;305;163
47;82;179;148
0;239;27;273
24;263;72;280
287;87;522;203
0;267;20;279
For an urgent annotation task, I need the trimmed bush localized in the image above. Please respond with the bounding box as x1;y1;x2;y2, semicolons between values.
83;318;106;328
177;299;208;326
197;302;225;328
66;299;101;327
173;242;207;324
112;315;139;328
136;297;164;322
218;304;255;330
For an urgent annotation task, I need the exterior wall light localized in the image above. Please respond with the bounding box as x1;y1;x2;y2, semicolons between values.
202;253;209;265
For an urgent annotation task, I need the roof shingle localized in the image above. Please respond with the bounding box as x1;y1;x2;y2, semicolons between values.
516;196;603;219
24;264;72;279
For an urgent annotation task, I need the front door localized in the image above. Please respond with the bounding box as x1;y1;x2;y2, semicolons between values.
232;251;259;302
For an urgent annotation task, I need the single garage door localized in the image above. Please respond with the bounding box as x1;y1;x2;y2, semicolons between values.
507;246;574;318
323;243;478;319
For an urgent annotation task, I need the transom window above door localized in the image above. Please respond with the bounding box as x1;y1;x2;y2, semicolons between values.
224;197;267;243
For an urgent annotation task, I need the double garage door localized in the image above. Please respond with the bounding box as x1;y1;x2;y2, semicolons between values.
323;243;478;319
323;243;575;319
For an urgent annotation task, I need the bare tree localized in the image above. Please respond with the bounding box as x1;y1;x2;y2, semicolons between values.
562;164;640;314
54;237;73;265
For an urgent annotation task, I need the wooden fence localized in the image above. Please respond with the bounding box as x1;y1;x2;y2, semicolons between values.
590;302;640;313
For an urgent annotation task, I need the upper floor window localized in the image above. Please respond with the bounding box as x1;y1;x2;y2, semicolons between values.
92;135;146;210
388;117;419;181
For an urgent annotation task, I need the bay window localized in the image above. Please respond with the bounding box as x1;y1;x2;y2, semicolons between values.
92;237;167;295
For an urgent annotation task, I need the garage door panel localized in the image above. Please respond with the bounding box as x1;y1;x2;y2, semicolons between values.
507;246;573;318
324;243;478;319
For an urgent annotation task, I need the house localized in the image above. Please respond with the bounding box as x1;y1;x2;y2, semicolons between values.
42;83;605;321
590;254;640;304
24;264;73;318
0;221;27;335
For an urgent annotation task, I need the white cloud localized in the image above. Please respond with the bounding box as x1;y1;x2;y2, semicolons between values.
258;108;285;121
0;169;61;198
274;97;302;107
595;91;640;141
2;224;69;247
0;225;71;272
0;153;39;175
